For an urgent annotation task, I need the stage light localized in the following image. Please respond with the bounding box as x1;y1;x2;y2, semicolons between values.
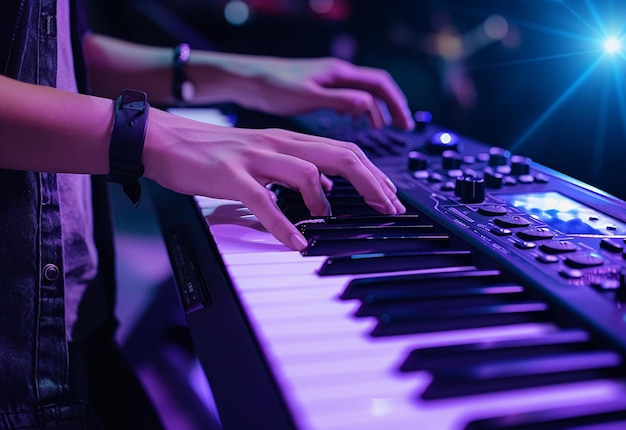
224;0;250;26
603;37;621;54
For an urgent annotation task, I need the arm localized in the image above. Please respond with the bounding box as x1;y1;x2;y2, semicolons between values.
83;33;415;130
0;75;405;250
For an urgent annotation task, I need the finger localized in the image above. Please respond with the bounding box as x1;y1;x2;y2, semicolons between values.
308;86;386;129
320;173;334;193
252;153;331;217
281;131;406;214
236;178;309;251
277;136;400;214
325;67;414;130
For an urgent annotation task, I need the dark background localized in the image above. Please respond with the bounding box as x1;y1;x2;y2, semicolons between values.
85;0;626;200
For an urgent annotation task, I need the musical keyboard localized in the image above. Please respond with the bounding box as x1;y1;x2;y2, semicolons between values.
149;108;626;429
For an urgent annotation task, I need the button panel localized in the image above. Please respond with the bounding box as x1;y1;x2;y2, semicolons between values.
329;117;626;307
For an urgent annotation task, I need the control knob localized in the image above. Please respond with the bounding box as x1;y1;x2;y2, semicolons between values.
455;175;485;203
488;147;510;166
510;155;532;176
442;150;462;170
414;111;432;132
408;151;428;171
484;167;504;188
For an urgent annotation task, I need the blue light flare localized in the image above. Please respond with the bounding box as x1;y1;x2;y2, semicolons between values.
503;0;626;167
604;37;621;53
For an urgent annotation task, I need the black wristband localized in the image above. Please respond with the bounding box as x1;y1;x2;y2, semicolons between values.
108;89;150;205
173;43;196;103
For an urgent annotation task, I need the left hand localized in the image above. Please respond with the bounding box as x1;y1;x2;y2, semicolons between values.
200;55;415;131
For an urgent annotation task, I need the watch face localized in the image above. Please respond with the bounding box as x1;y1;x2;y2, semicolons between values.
181;80;196;102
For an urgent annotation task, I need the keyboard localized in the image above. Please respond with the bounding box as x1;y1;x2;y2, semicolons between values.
150;108;626;429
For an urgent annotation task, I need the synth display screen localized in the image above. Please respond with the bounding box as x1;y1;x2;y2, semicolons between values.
497;191;626;236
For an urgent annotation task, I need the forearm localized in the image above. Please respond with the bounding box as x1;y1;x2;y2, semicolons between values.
82;34;414;129
0;75;112;174
83;33;265;107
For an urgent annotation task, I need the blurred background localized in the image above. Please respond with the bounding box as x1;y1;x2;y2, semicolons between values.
83;0;626;428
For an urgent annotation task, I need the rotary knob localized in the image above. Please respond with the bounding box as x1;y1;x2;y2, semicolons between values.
407;150;428;171
414;111;432;132
484;167;504;188
455;175;485;203
510;155;532;175
488;147;510;166
442;150;462;170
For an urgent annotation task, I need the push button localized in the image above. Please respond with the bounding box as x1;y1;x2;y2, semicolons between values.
502;176;517;186
564;252;604;268
536;254;559;264
440;181;456;192
490;227;513;236
559;267;584;279
515;241;537;250
477;205;508;217
428;172;443;183
494;215;531;228
539;240;578;254
516;227;554;241
600;238;624;253
43;264;60;282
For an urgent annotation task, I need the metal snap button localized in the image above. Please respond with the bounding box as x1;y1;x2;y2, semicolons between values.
43;263;59;282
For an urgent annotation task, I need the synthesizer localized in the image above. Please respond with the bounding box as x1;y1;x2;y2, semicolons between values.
149;108;626;429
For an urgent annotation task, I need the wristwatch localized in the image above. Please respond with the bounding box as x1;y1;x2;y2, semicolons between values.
173;43;196;103
108;89;150;205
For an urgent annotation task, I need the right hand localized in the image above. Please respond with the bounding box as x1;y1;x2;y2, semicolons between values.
143;108;406;250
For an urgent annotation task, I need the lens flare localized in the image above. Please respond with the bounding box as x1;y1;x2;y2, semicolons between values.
604;37;621;53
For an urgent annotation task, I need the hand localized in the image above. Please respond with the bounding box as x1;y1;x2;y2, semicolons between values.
197;55;415;131
143;108;406;250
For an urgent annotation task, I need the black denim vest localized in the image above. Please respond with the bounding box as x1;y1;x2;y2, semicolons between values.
0;1;117;427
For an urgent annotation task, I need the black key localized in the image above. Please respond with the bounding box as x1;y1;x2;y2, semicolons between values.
318;249;473;276
297;215;422;226
372;300;550;337
302;234;450;256
400;329;591;371
296;215;427;239
298;223;435;239
423;349;623;399
283;203;380;223
303;234;451;257
464;400;626;430
341;269;503;300
357;284;525;317
301;224;435;240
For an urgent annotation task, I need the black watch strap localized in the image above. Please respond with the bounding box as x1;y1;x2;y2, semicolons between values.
173;43;195;103
108;89;150;205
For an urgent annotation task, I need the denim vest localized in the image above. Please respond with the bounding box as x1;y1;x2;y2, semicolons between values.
0;0;117;427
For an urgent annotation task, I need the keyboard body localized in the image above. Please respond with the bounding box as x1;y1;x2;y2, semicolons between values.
149;108;626;430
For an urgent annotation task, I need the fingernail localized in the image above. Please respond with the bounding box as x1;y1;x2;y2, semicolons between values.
290;233;308;251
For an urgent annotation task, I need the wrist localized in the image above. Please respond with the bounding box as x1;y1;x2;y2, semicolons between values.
107;89;150;205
